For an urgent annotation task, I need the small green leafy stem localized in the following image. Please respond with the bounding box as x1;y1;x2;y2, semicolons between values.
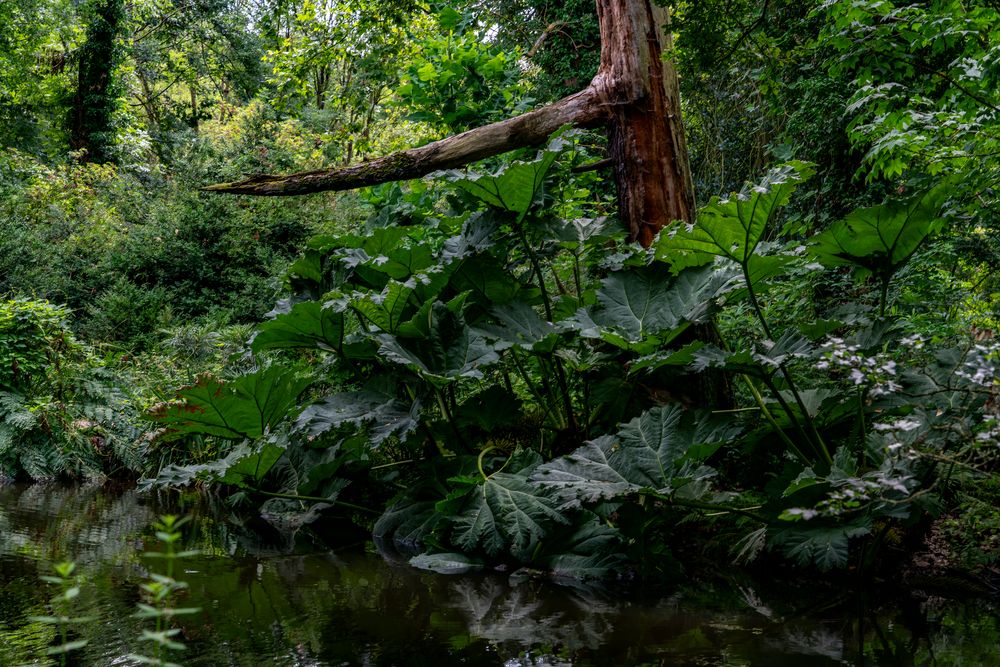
128;514;201;667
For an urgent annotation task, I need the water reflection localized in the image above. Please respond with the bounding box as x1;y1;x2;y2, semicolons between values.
0;483;997;666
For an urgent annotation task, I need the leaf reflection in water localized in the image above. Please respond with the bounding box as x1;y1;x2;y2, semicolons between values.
0;483;998;666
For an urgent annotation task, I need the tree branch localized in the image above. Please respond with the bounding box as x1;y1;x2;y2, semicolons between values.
202;86;609;196
526;21;568;59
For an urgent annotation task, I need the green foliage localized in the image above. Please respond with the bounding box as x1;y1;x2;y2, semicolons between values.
0;298;70;391
568;265;728;353
252;300;345;353
70;0;125;163
810;183;952;282
656;161;815;271
0;0;77;153
533;405;739;507
449;469;567;558
0;147;321;352
0;298;144;481
940;477;1000;569
148;365;309;441
395;8;530;133
130;514;201;667
29;561;94;664
2;0;997;586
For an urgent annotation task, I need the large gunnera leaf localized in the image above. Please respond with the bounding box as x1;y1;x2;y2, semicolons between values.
296;384;419;446
474;301;560;353
532;405;741;508
532;512;627;580
378;302;499;387
251;300;345;353
771;520;872;571
449;254;527;306
374;500;448;551
441;212;500;261
809;182;950;279
408;552;486;574
138;441;284;490
566;264;728;353
656;162;814;270
149;366;310;440
351;280;414;333
451;472;568;557
448;130;567;221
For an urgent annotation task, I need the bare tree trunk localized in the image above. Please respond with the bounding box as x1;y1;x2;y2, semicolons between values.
599;0;695;243
137;70;160;127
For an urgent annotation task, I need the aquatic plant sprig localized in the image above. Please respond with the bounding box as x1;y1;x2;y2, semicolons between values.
29;561;95;666
128;514;201;667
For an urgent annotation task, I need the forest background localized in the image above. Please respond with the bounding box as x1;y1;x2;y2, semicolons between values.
2;0;1000;581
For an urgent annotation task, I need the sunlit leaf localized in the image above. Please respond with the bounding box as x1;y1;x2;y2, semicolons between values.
148;366;310;441
809;182;951;278
448;131;566;220
251;300;345;353
656;162;814;269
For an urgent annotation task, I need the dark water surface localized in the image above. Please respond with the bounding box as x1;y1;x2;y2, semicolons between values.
0;483;997;666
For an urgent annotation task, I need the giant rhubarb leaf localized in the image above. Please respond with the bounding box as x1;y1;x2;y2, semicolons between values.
378;302;499;386
251;300;345;353
148;365;309;440
448;131;567;222
656;162;814;270
451;472;567;557
351;280;414;333
138;441;284;490
473;301;560;353
809;182;950;279
532;405;740;508
296;385;419;446
565;264;728;353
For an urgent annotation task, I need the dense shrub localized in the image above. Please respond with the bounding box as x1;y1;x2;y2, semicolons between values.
0;297;143;480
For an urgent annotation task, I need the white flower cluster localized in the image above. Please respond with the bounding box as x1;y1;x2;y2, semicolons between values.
871;418;924;463
976;419;1000;443
956;343;1000;388
792;470;914;520
816;337;901;396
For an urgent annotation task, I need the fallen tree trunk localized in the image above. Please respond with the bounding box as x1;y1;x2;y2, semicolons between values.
202;87;608;196
204;0;693;248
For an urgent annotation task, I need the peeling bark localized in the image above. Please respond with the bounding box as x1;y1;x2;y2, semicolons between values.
600;0;695;243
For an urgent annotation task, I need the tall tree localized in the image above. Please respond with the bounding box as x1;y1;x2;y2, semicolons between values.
69;0;125;162
206;0;694;247
0;0;78;153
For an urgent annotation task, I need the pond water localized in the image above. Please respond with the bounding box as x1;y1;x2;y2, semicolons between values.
0;483;997;666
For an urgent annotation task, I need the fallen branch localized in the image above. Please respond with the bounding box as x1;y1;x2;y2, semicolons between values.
202;86;609;196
